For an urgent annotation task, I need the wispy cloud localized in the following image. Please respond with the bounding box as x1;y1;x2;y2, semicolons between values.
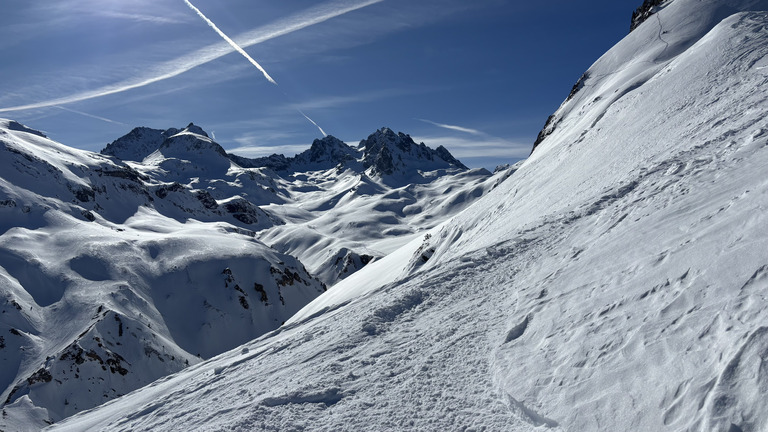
97;11;188;25
0;0;383;113
417;118;484;135
413;135;531;160
415;118;532;159
286;87;439;111
19;0;191;27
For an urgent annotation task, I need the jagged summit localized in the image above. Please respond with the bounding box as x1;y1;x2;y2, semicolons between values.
179;122;209;138
229;135;356;172
359;127;467;176
102;126;178;161
230;127;468;178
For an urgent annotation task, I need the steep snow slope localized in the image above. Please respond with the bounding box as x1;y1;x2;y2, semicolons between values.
47;1;768;431
0;121;325;429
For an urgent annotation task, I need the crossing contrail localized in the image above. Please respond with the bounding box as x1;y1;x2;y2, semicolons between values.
183;0;276;85
183;0;329;137
0;0;383;122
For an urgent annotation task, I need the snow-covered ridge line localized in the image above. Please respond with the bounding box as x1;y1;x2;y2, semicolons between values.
104;124;468;178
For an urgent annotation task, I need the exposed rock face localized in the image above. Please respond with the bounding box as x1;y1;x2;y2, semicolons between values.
233;127;467;178
630;0;666;32
315;248;377;286
359;127;466;176
293;136;359;170
434;145;468;170
231;153;290;171
531;114;558;154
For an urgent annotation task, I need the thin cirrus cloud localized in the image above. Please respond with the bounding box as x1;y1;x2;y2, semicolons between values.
0;0;383;114
96;11;189;25
417;118;484;136
416;118;531;158
413;135;531;160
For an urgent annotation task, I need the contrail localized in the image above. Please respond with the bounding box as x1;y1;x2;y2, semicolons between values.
0;0;383;113
183;0;277;85
298;109;327;137
183;0;329;137
417;118;484;136
54;106;127;126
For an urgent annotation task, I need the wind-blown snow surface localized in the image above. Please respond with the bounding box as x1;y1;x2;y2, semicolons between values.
48;1;768;431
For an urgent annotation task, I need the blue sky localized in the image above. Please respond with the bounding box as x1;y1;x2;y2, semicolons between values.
0;0;634;169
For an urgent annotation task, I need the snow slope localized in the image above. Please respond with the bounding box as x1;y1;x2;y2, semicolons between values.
47;0;768;431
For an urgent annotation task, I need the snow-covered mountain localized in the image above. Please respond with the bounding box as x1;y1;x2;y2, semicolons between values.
0;116;493;429
102;124;496;286
0;119;329;427
43;0;768;431
231;128;468;179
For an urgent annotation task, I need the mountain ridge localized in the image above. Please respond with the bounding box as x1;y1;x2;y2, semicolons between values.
104;125;470;181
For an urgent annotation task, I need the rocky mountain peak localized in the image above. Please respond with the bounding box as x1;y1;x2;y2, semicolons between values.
359;127;466;177
179;122;209;138
294;135;358;168
102;123;218;162
230;127;466;178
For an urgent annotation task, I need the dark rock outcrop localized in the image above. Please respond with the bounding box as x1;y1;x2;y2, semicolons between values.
630;0;666;32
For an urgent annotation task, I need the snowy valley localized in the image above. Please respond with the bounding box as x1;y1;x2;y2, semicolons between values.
3;0;768;430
